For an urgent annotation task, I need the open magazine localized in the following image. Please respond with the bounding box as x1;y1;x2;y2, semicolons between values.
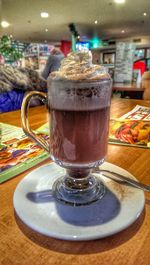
0;122;49;183
109;105;150;148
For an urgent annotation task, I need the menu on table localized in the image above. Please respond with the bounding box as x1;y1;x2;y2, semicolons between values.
109;105;150;148
0;122;49;183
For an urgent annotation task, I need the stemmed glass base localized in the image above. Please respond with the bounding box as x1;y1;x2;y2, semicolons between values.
52;168;105;206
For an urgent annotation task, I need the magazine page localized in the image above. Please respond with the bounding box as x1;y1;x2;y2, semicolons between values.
0;122;49;183
109;119;150;148
120;105;150;120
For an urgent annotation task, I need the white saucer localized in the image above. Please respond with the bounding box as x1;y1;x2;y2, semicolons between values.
13;162;145;241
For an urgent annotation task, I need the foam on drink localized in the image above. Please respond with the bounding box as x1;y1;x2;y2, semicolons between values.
48;51;111;111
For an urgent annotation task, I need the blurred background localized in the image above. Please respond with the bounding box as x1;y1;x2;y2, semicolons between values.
0;0;150;71
1;0;150;112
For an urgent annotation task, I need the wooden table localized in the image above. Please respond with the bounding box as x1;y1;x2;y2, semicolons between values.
113;83;143;91
1;98;150;265
113;83;144;99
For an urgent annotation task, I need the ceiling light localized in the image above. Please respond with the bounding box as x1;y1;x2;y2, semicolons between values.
121;30;125;33
94;20;98;24
41;12;49;18
143;12;147;16
45;28;48;32
1;20;10;28
114;0;125;4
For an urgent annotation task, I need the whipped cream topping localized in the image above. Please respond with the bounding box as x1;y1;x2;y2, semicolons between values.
50;50;110;81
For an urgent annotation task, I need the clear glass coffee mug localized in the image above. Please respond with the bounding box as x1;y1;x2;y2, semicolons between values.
21;78;112;206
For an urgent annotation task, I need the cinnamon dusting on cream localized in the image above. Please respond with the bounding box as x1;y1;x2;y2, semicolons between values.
50;51;110;81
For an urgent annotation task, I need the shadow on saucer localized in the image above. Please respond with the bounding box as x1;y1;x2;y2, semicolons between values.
26;186;121;226
55;187;121;226
26;189;54;203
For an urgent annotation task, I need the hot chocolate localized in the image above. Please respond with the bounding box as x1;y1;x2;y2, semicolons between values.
50;107;110;164
48;51;112;168
21;51;112;205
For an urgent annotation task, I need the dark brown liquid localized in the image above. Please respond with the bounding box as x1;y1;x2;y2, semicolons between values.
50;107;110;165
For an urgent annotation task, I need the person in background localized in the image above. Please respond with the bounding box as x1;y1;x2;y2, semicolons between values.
41;47;64;80
141;70;150;100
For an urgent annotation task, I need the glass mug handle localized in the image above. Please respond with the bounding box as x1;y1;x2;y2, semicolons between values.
21;91;49;153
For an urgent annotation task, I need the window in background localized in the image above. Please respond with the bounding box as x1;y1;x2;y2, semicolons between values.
134;49;145;61
103;53;115;64
146;49;150;58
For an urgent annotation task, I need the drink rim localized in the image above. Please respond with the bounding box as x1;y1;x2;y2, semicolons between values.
48;77;112;84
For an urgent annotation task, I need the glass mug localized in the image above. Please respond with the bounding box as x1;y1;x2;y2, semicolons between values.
21;78;112;206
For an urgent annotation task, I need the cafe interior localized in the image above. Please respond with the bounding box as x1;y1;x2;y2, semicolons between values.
0;1;150;265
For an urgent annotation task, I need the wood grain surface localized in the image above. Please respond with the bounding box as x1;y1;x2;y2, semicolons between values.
0;98;150;265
